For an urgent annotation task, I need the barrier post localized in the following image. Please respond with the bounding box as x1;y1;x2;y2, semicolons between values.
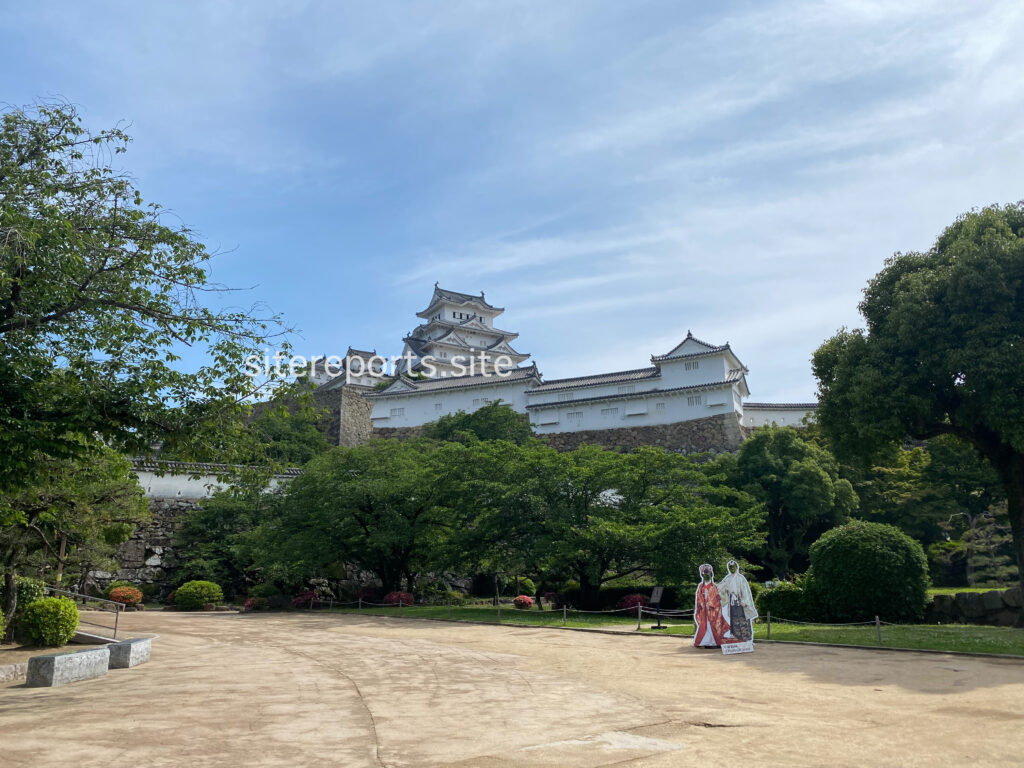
766;611;771;640
637;602;642;630
358;597;362;611
114;604;120;640
562;605;567;626
447;599;452;620
875;615;882;645
329;598;334;611
497;599;501;622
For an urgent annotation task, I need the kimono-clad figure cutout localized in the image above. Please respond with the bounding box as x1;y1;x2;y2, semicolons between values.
693;564;734;647
719;560;757;643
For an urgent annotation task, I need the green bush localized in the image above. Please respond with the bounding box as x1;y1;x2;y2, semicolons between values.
809;520;930;622
21;597;79;646
516;578;537;596
103;580;136;599
247;583;280;599
755;581;818;621
0;576;47;613
175;580;224;610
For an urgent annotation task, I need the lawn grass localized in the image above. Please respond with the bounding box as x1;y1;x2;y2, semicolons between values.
321;603;639;629
645;620;1024;656
314;603;1024;656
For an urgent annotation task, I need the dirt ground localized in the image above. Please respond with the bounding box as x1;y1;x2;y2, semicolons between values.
2;611;1023;767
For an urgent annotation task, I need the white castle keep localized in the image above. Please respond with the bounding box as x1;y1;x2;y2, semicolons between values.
315;285;815;452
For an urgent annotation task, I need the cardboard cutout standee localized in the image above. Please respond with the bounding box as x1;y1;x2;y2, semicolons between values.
692;562;756;654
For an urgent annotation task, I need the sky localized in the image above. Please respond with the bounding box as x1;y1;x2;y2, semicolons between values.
3;1;1023;401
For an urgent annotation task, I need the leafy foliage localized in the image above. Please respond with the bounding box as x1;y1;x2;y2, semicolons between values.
108;586;143;606
755;581;817;622
0;102;290;493
421;401;533;444
813;203;1024;591
512;595;533;609
723;426;857;577
809;521;930;622
383;591;414;606
21;596;79;646
175;580;224;610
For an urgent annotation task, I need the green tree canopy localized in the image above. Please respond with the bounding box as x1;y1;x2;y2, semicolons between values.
0;102;289;493
421;401;533;444
812;203;1024;592
726;426;857;578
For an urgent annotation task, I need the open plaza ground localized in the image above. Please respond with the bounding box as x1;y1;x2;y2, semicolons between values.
3;611;1024;767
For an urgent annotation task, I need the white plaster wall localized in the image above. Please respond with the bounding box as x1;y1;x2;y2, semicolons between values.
530;384;740;434
134;470;291;500
741;406;817;428
370;377;534;426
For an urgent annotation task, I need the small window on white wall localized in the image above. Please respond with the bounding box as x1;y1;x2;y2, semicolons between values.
472;398;481;407
685;360;700;371
655;402;665;411
390;407;405;417
686;395;703;407
601;407;619;417
617;384;635;394
557;392;572;401
434;402;443;411
567;411;583;421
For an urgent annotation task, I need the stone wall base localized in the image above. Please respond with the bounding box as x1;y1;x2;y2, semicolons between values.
540;412;745;454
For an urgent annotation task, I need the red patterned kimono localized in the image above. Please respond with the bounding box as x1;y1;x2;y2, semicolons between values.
693;581;734;647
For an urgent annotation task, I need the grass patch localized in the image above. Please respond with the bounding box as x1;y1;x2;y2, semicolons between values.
321;603;638;629
645;620;1024;656
928;586;1008;596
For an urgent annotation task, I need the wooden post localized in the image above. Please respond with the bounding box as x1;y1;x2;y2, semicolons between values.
766;611;771;640
358;597;362;610
562;605;567;626
497;599;501;622
447;599;452;619
637;602;643;630
875;615;882;645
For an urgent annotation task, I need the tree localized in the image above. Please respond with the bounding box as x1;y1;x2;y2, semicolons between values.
0;102;288;495
0;440;148;635
725;426;857;578
421;400;533;444
812;203;1024;595
250;440;455;593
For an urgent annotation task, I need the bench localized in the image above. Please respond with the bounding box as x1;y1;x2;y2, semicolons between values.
26;647;110;687
108;637;151;669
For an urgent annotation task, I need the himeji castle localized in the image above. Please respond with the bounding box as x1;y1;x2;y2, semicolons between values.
315;285;816;453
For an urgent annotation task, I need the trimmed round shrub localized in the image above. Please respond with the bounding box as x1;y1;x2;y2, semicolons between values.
21;597;79;646
617;594;650;611
175;580;224;611
104;580;135;599
516;578;537;596
383;591;414;606
809;520;930;622
755;581;811;621
513;595;533;610
108;586;143;606
244;597;270;611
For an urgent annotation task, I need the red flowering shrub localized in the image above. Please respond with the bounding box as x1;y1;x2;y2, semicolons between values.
383;591;414;606
291;590;317;608
618;594;650;610
244;597;269;612
513;595;534;609
356;586;382;601
108;586;143;606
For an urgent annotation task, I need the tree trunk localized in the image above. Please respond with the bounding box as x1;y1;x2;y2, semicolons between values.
2;570;16;642
55;535;67;585
578;573;600;610
998;453;1024;607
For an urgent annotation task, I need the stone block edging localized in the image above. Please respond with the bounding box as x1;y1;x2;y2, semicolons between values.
26;647;110;687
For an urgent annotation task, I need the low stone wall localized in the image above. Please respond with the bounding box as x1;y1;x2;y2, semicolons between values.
104;497;199;592
541;413;745;454
372;425;426;440
926;587;1022;627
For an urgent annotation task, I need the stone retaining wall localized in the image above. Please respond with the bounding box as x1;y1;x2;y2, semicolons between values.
541;413;745;454
104;497;199;592
926;587;1022;627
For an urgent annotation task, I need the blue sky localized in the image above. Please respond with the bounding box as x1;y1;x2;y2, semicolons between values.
3;1;1023;401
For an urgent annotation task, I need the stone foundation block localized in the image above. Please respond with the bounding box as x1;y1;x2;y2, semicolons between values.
981;590;1005;611
108;637;151;669
26;647;110;687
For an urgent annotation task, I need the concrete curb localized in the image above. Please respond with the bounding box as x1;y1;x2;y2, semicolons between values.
313;612;1024;662
0;662;29;683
